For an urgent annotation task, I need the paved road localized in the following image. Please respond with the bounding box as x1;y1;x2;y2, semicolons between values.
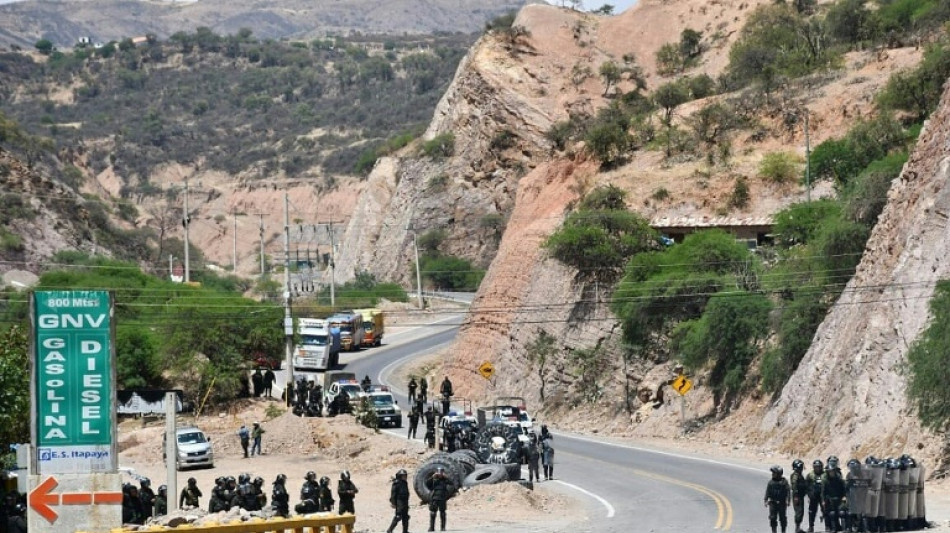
330;324;767;533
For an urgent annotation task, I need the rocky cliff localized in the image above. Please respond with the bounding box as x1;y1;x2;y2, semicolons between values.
749;83;950;464
333;0;937;449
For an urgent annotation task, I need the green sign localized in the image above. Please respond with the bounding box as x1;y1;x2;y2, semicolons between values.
32;291;114;453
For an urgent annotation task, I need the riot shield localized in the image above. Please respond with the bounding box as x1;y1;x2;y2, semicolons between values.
907;466;920;521
848;462;869;516
883;465;899;520
897;466;910;520
866;463;885;520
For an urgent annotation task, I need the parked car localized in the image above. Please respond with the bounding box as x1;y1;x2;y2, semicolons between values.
163;426;214;470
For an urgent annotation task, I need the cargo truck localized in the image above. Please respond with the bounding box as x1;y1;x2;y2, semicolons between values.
328;311;364;352
292;318;341;370
355;308;385;347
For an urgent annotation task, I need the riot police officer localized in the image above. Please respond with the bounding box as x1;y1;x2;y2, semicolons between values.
338;471;358;515
806;460;824;533
318;476;335;512
139;478;156;519
387;469;410;533
765;465;790;533
272;474;290;518
296;471;319;514
428;466;450;532
790;460;808;533
822;456;846;532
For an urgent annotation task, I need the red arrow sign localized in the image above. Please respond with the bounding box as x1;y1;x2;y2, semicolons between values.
30;476;59;523
29;476;123;524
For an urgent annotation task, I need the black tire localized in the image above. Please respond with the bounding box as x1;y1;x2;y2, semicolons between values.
413;461;460;504
462;464;508;488
449;452;477;475
452;448;479;462
504;462;522;481
424;454;463;482
474;423;521;464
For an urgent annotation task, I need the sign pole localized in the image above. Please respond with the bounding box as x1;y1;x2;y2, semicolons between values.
165;391;178;513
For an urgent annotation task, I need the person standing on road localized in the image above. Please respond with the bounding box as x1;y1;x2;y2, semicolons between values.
408;377;418;403
806;460;824;533
790;460;808;533
419;377;428;403
541;436;555;480
361;375;372;392
338;471;358;515
271;474;290;518
387;469;410;533
423;406;437;449
296;471;319;514
765;465;790;533
179;477;202;509
427;466;450;532
408;406;420;439
263;368;276;398
317;476;335;512
525;432;542;483
821;456;846;533
251;421;265;456
251;368;264;397
238;424;250;458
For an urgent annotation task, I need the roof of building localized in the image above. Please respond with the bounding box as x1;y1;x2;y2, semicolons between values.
650;215;773;228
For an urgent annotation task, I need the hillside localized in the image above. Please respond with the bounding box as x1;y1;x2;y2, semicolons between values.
0;0;529;49
332;0;948;465
0;29;478;276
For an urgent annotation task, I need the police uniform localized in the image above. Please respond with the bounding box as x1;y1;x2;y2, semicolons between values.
765;468;791;533
790;462;808;533
387;471;411;533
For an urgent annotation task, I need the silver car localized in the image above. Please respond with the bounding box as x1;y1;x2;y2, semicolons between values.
164;427;214;470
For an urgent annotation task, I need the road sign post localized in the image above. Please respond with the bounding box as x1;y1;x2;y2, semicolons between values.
671;374;693;430
29;290;121;533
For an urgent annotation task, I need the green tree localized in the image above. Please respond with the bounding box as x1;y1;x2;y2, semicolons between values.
0;325;29;449
653;80;690;156
116;327;163;389
545;187;658;283
773;199;842;247
907;281;950;431
673;291;771;403
34;39;54;55
525;330;557;401
599;60;621;96
878;43;950;121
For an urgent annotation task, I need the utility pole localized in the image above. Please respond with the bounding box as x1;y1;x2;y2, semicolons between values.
164;391;177;513
327;223;336;308
232;210;239;273
413;231;423;309
804;111;812;203
283;193;294;398
182;178;191;283
168;254;173;280
257;214;266;276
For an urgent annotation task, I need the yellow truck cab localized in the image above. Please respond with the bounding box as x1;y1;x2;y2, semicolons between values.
355;308;385;347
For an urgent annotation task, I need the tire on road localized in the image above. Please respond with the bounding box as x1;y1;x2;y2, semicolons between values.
504;462;522;481
413;461;461;504
462;464;508;488
449;451;477;475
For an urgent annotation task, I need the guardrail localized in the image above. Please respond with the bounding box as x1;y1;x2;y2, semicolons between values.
85;514;356;533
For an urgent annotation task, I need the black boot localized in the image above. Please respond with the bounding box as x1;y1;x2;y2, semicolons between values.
429;512;436;532
387;516;398;533
441;514;446;531
404;517;410;533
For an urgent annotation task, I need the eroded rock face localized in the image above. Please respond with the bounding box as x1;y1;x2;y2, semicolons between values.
757;86;950;459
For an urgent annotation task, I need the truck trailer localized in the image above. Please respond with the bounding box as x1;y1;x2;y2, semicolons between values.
292;318;341;370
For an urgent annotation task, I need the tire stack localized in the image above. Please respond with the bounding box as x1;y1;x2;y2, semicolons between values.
413;451;468;503
461;422;524;488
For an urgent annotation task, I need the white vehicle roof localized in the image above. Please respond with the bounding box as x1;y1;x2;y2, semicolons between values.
298;318;328;329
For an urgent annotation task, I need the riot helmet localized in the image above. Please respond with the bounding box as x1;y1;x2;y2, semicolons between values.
306;471;317;482
827;455;840;470
187;477;197;486
792;459;804;471
140;478;151;487
396;469;408;479
341;470;350;481
770;465;783;478
275;474;287;484
320;476;330;486
812;459;824;472
253;477;264;486
158;485;167;495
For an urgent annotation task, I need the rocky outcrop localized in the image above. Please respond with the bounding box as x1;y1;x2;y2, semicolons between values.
754;85;950;460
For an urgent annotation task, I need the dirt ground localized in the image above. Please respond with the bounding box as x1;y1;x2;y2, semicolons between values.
117;400;582;532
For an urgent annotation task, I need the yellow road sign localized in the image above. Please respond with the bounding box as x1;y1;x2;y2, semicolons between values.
672;375;693;396
478;361;495;380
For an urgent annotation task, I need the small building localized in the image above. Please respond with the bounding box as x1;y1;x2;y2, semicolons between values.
650;215;773;248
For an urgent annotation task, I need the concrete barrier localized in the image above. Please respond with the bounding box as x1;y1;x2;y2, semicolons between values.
81;514;356;533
